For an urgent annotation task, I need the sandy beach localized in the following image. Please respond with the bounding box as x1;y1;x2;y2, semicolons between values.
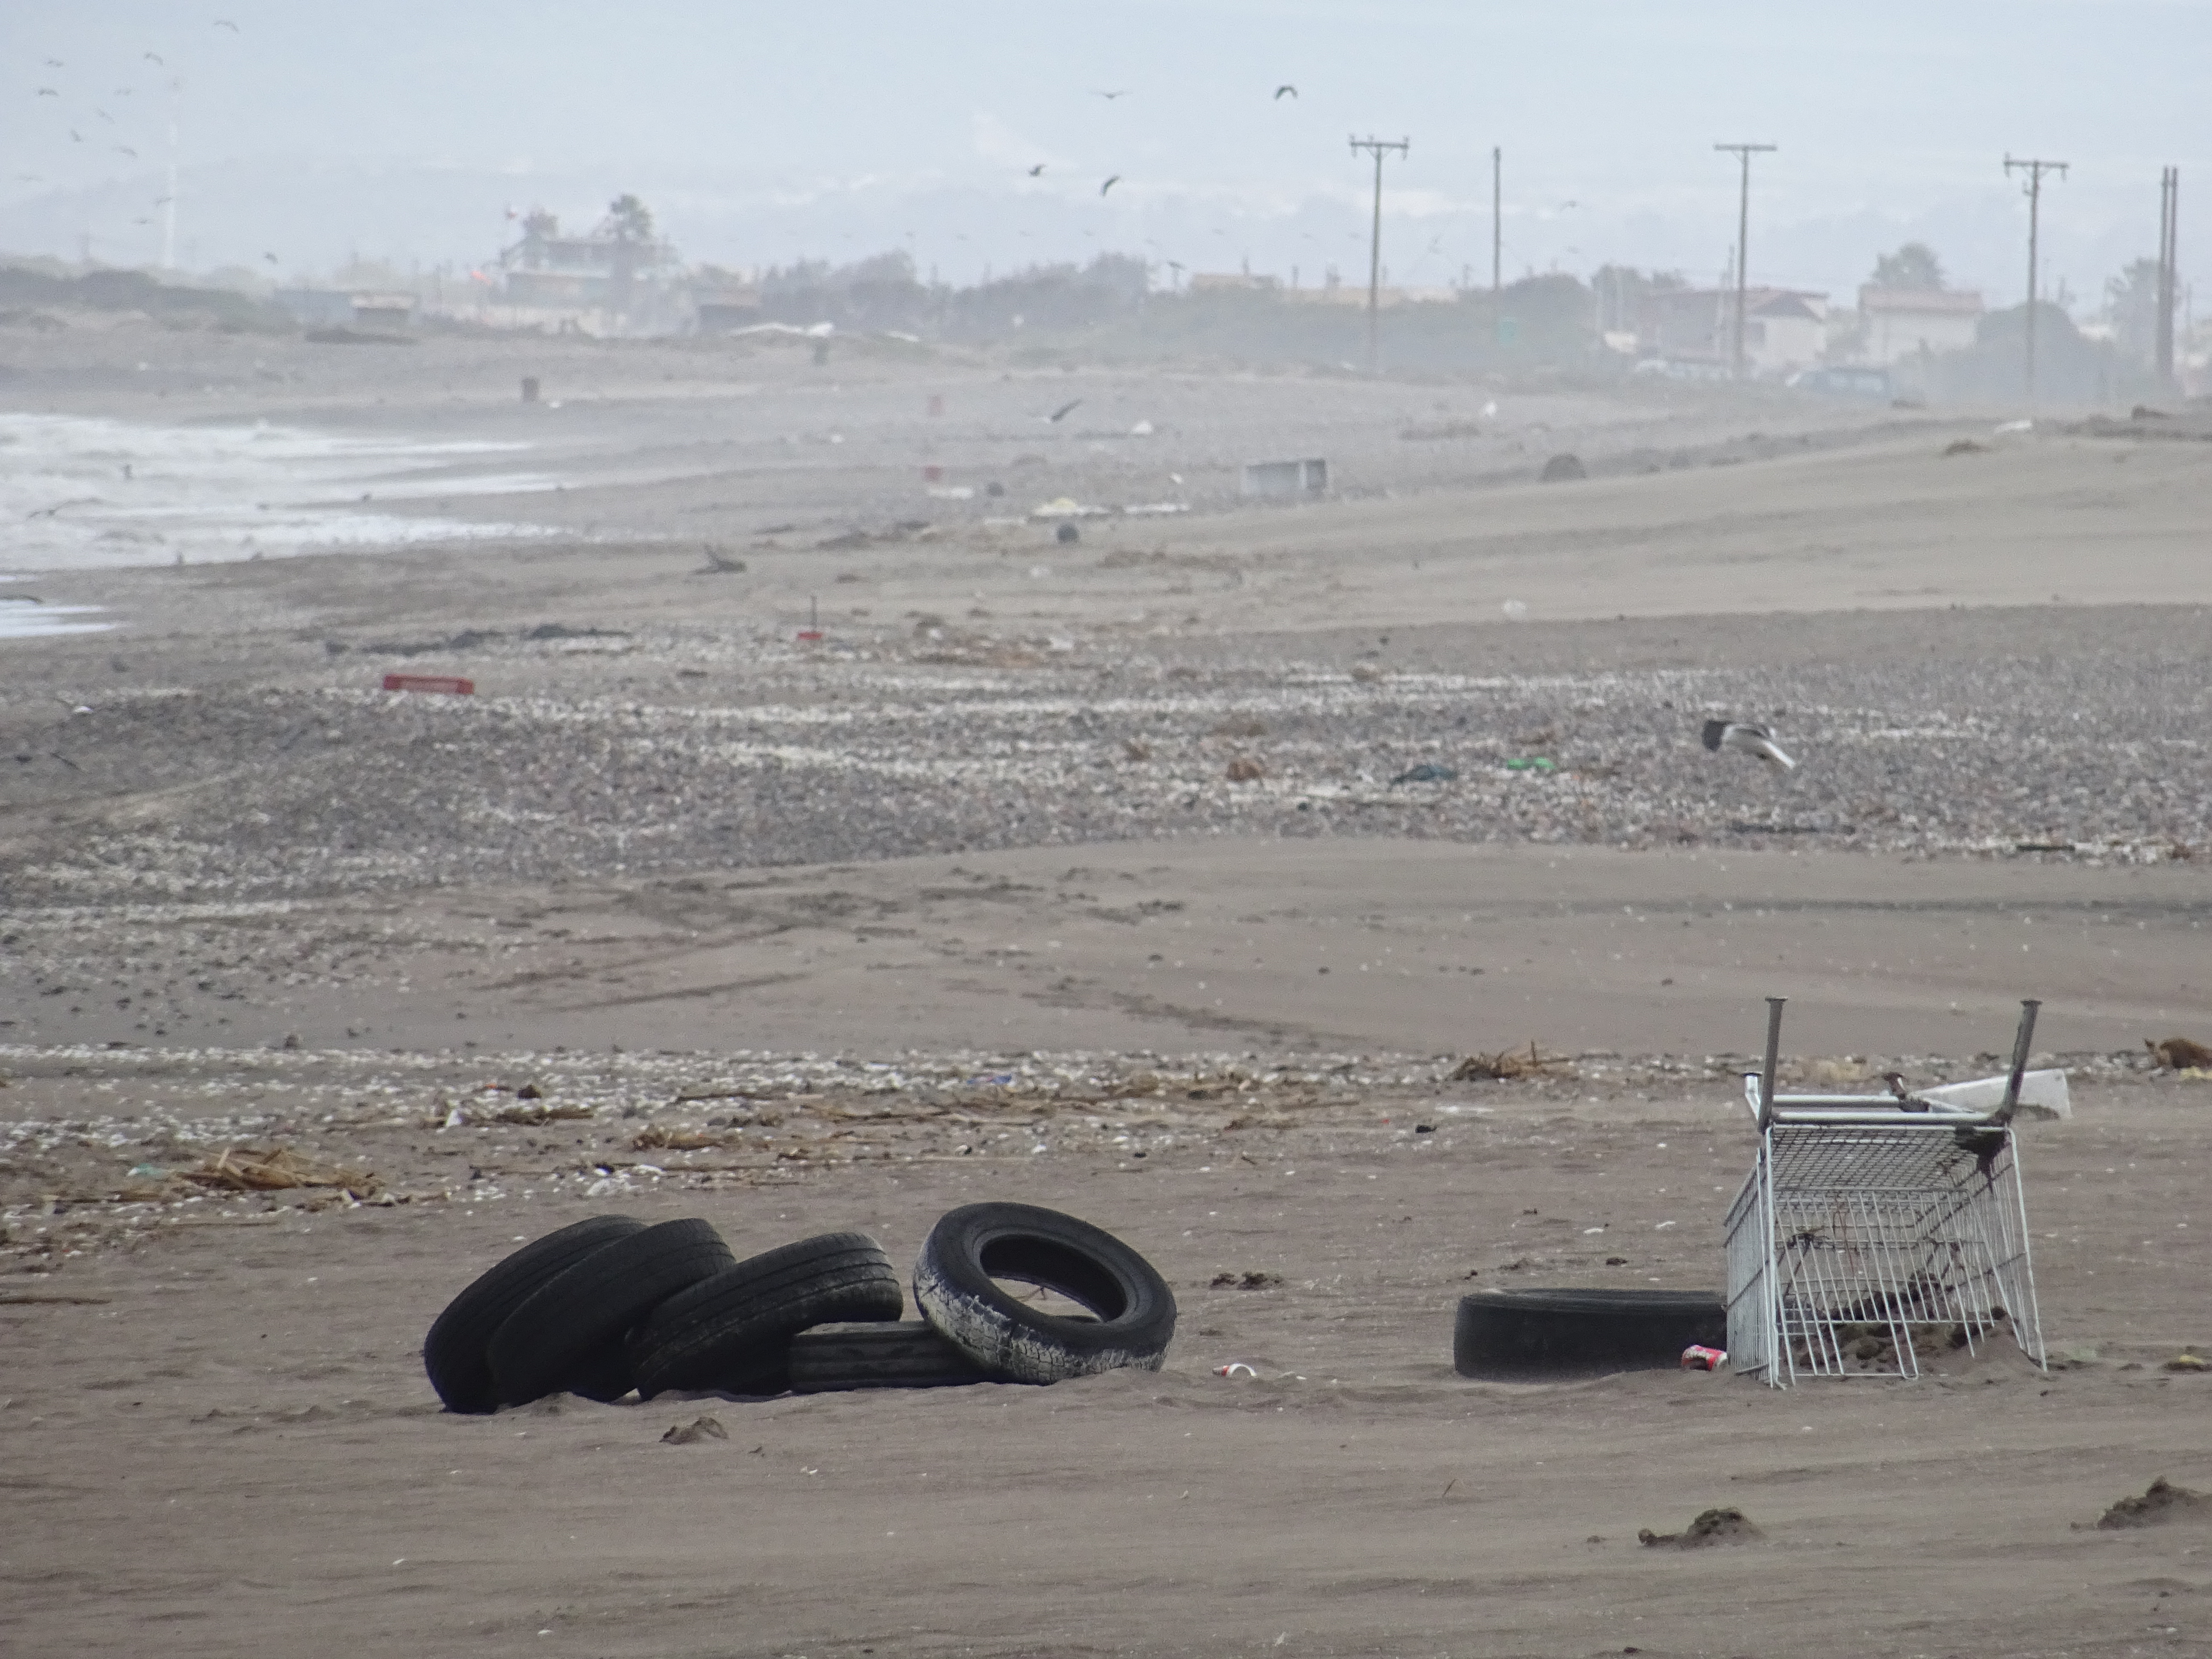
5;314;2211;1658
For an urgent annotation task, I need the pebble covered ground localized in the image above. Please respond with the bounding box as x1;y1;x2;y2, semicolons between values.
3;604;2206;910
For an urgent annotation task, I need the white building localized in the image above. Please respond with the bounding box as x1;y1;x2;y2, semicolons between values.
1858;287;1984;364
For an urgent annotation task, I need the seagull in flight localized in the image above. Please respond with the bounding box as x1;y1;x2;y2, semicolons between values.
1027;163;1045;176
1275;84;1297;99
116;145;137;157
145;52;165;64
215;17;241;29
37;87;59;97
1702;718;1797;771
1048;398;1082;422
1093;88;1130;100
1100;175;1121;196
263;252;279;263
45;58;65;67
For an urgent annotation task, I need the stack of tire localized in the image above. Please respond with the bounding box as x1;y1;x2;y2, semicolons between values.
424;1202;1176;1413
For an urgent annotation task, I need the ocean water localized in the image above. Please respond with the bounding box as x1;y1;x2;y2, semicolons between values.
0;411;562;575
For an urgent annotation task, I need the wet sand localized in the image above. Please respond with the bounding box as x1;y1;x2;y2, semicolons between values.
4;315;2211;1657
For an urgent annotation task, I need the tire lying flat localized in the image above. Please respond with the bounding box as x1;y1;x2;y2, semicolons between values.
488;1218;734;1406
788;1320;1002;1393
629;1232;904;1399
913;1202;1175;1384
422;1215;646;1414
1453;1287;1727;1381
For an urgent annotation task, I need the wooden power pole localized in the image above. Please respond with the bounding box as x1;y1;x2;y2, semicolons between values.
1714;143;1776;378
1349;134;1409;374
2004;154;2069;409
2158;166;2180;387
1491;146;1502;294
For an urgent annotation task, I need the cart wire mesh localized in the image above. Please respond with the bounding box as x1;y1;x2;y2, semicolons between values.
1725;1120;2045;1384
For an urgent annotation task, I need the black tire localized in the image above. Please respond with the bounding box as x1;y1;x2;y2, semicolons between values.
913;1202;1175;1384
488;1217;733;1406
1453;1287;1727;1381
629;1232;904;1399
422;1215;645;1414
788;1320;1004;1394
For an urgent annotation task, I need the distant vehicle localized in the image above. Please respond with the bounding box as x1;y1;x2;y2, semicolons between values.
1631;356;1732;382
1787;365;1893;399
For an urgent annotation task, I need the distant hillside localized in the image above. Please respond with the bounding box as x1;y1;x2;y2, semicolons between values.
0;264;289;331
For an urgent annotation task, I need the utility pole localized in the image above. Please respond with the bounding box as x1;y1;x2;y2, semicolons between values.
1349;134;1409;374
2004;154;2069;409
1491;146;1502;294
2157;166;2180;387
1714;143;1776;378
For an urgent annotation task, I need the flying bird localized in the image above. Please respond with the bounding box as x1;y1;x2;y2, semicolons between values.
97;108;114;121
1047;398;1082;422
1027;163;1045;176
1702;718;1797;771
215;17;241;29
263;252;279;263
45;57;64;67
116;145;137;157
1274;84;1297;99
69;129;82;142
1100;175;1121;196
145;52;164;64
37;87;58;96
1093;88;1129;99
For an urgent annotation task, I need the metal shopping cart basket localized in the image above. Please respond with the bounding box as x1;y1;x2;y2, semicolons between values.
1723;998;2049;1385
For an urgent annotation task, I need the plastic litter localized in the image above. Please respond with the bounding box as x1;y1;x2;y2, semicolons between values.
1214;1362;1258;1379
1680;1344;1727;1371
1503;757;1557;772
1389;763;1458;786
382;674;474;696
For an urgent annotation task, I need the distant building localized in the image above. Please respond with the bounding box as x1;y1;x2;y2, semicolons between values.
691;269;763;333
272;288;353;327
1636;285;1828;373
1189;272;1281;293
1857;286;1985;364
490;206;679;332
350;292;416;332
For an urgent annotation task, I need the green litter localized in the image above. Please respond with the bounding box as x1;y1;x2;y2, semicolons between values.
1503;757;1557;772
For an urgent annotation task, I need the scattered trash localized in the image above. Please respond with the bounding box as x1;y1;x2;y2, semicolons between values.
1942;438;1988;457
2096;1477;2210;1530
1055;523;1080;545
1500;599;1529;621
183;1146;378;1196
2165;1353;2208;1372
1029;497;1109;519
1390;763;1458;786
985;481;1005;497
1121;738;1153;760
1225;757;1266;783
1503;757;1557;772
1995;417;2034;434
1240;458;1327;498
2147;1036;2212;1071
1209;1272;1284;1289
1129;419;1155;436
1211;715;1268;739
633;1125;728;1151
1702;719;1796;771
1449;1042;1571;1082
661;1415;729;1445
382;674;474;696
1214;1362;1259;1378
1639;1507;1762;1548
1680;1344;1728;1371
521;376;539;403
1539;452;1587;482
486;1102;593;1126
927;486;975;501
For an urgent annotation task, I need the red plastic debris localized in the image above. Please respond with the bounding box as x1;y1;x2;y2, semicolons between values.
1680;1344;1727;1372
382;674;474;696
795;630;824;643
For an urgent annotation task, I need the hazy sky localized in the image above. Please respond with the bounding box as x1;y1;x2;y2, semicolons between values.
4;2;2206;309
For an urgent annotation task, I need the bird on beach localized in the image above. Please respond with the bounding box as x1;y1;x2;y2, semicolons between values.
1100;175;1121;196
1274;84;1298;99
1702;718;1796;771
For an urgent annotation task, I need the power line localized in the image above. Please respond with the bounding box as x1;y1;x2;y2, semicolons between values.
2003;154;2068;410
1348;134;1409;374
1714;143;1776;378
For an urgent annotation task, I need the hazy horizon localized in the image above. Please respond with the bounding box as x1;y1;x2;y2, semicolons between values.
4;2;2206;317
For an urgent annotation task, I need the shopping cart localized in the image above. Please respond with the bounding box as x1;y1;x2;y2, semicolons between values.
1723;998;2048;1385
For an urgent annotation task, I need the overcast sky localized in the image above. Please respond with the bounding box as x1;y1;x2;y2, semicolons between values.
4;2;2206;309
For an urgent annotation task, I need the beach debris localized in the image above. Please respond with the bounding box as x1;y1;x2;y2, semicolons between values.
1942;438;1988;456
183;1146;378;1196
487;1102;593;1126
1225;757;1266;782
1390;763;1458;786
1680;1344;1728;1371
2165;1353;2208;1372
1503;757;1557;772
1056;522;1080;545
1501;599;1529;620
1639;1507;1762;1548
1449;1042;1571;1082
1121;738;1153;761
1702;718;1796;771
2147;1036;2212;1071
1539;452;1587;482
661;1415;729;1445
701;544;747;573
2096;1477;2211;1530
1209;1271;1284;1289
1214;1362;1259;1378
382;673;474;696
633;1125;727;1151
1995;417;2034;434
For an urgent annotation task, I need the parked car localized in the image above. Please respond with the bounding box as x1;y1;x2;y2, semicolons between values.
1787;365;1893;399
